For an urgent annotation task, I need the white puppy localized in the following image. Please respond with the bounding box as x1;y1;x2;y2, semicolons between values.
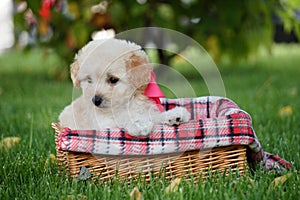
59;39;190;136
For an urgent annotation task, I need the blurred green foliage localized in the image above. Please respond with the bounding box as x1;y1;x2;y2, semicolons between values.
14;0;101;65
14;0;300;67
109;0;300;63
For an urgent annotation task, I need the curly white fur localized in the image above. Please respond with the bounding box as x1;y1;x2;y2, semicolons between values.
59;39;190;136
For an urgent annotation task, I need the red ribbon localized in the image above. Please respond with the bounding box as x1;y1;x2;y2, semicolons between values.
144;72;165;111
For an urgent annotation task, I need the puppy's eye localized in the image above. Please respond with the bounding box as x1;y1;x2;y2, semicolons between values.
87;76;92;84
108;76;119;85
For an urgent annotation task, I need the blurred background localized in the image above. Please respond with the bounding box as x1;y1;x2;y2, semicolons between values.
0;0;299;75
0;0;299;102
1;0;300;110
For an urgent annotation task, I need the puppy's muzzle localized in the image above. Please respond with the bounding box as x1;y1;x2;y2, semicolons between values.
92;95;103;107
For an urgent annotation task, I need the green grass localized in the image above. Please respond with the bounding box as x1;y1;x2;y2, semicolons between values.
0;45;299;199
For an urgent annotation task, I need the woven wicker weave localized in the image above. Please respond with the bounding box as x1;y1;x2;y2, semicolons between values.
52;123;248;182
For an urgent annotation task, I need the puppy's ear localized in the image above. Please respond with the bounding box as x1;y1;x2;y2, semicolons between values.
126;53;152;92
70;60;81;88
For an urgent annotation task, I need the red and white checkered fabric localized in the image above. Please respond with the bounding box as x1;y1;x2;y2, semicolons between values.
58;96;291;172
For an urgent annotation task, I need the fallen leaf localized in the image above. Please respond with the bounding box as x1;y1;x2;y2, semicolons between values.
67;194;87;200
44;153;56;169
76;166;92;181
165;178;181;194
278;105;293;117
268;173;292;191
0;137;21;151
130;186;142;200
49;153;56;163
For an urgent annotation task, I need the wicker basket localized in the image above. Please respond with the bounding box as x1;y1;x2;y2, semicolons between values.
52;123;248;182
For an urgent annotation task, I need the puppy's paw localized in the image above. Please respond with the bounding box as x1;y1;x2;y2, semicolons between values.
126;120;154;137
164;107;191;126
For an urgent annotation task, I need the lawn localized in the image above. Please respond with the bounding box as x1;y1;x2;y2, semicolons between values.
0;44;299;199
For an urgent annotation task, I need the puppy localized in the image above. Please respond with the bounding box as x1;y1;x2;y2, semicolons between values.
59;39;190;136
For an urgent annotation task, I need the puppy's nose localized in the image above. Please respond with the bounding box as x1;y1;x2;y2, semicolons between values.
92;95;103;107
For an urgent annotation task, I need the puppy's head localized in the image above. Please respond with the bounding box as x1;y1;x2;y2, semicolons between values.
70;39;152;109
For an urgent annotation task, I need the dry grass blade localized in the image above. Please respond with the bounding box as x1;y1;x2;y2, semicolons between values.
268;173;292;191
165;178;181;194
130;187;142;200
0;137;21;151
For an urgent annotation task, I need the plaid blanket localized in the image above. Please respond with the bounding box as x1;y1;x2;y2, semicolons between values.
58;96;291;172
